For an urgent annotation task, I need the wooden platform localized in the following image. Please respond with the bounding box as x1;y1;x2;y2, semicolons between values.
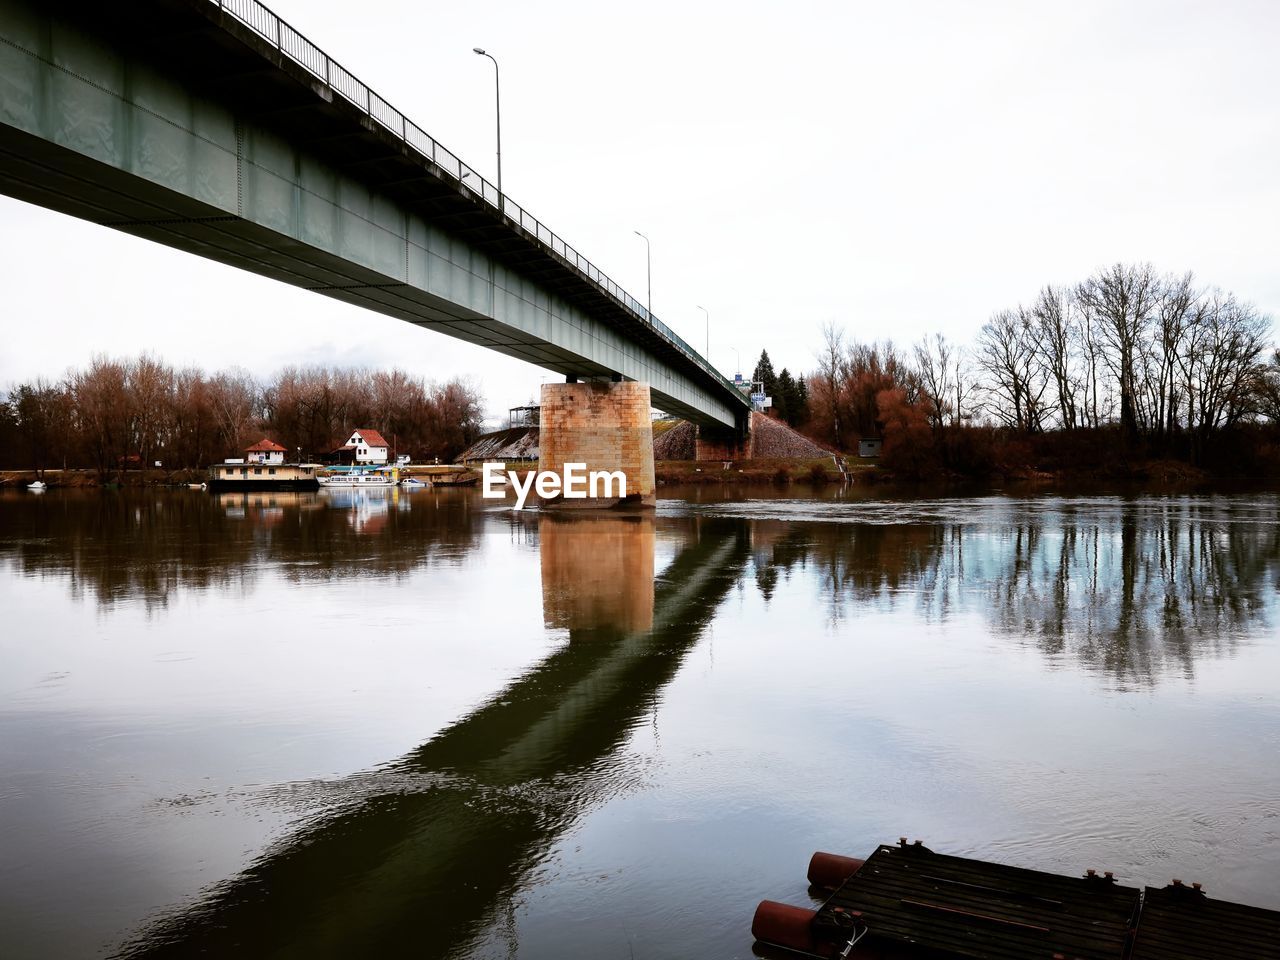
1129;883;1280;960
801;840;1280;959
817;842;1140;959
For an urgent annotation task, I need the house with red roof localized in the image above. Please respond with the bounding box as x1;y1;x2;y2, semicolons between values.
332;429;390;464
244;438;287;465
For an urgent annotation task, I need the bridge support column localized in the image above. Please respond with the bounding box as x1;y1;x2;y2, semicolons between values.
695;421;752;461
538;382;656;508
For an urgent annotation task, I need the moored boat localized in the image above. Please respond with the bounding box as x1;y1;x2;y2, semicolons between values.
317;468;396;488
207;440;319;491
27;480;47;492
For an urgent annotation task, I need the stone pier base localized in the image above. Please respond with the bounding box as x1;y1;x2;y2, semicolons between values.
538;381;656;508
694;423;750;461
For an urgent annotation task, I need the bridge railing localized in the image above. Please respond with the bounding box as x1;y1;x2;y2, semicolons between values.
209;0;747;407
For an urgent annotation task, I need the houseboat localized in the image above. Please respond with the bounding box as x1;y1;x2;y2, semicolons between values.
206;439;319;492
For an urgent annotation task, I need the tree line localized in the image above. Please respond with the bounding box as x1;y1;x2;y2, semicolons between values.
801;262;1280;475
750;350;810;427
1;355;485;477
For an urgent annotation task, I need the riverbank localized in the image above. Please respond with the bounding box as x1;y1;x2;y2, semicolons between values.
2;458;1254;491
0;468;207;488
656;457;851;485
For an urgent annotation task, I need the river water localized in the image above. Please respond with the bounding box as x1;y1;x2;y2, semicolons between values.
1;486;1278;958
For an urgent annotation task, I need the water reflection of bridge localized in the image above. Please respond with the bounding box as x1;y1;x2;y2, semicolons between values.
118;514;749;957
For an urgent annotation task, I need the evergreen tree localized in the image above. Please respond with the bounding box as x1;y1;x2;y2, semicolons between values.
752;350;779;403
794;375;810;427
776;368;796;424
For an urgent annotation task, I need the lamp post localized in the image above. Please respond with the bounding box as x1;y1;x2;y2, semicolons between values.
696;304;709;358
633;230;651;321
472;48;502;197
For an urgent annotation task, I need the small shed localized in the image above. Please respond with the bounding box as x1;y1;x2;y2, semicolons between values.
858;437;883;458
508;405;540;427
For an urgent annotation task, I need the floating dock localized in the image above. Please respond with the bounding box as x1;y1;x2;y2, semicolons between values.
752;839;1280;959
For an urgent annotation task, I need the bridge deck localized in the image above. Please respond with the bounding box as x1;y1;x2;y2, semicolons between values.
0;0;749;428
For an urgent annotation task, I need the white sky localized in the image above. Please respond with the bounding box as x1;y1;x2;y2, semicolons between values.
3;0;1278;422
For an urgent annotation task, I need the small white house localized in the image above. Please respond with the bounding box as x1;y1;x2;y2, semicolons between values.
245;439;287;464
336;429;390;464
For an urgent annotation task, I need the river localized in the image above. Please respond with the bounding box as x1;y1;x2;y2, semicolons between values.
1;486;1278;958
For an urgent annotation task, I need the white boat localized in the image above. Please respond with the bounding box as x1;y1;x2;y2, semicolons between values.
399;477;426;488
27;480;47;492
317;471;396;488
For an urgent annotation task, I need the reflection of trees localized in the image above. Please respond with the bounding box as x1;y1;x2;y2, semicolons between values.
753;521;951;619
116;518;749;958
750;500;1280;683
0;490;481;611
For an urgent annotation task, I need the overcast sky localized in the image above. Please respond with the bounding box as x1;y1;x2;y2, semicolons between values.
3;0;1278;421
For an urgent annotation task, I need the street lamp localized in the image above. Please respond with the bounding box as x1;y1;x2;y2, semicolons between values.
725;347;741;376
472;48;502;197
696;304;709;358
633;230;651;321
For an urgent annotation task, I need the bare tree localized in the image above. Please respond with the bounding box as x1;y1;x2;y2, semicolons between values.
1076;263;1158;443
975;308;1049;432
1179;292;1270;458
11;379;71;477
73;356;131;479
208;369;261;456
426;377;486;459
913;333;955;431
127;355;174;471
1030;285;1079;430
1258;349;1280;423
814;321;846;448
952;346;980;427
1140;271;1198;446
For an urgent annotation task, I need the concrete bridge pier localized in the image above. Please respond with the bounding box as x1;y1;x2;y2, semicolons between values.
695;422;752;461
538;382;656;508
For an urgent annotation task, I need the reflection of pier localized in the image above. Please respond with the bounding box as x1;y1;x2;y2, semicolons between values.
120;516;749;957
541;514;655;633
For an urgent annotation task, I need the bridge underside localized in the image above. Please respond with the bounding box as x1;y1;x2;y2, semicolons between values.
0;0;746;430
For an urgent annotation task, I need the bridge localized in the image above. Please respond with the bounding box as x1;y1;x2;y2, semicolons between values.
0;0;751;500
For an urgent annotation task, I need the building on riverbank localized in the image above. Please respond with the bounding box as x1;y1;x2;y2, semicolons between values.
245;439;287;464
331;429;390;465
206;460;319;491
